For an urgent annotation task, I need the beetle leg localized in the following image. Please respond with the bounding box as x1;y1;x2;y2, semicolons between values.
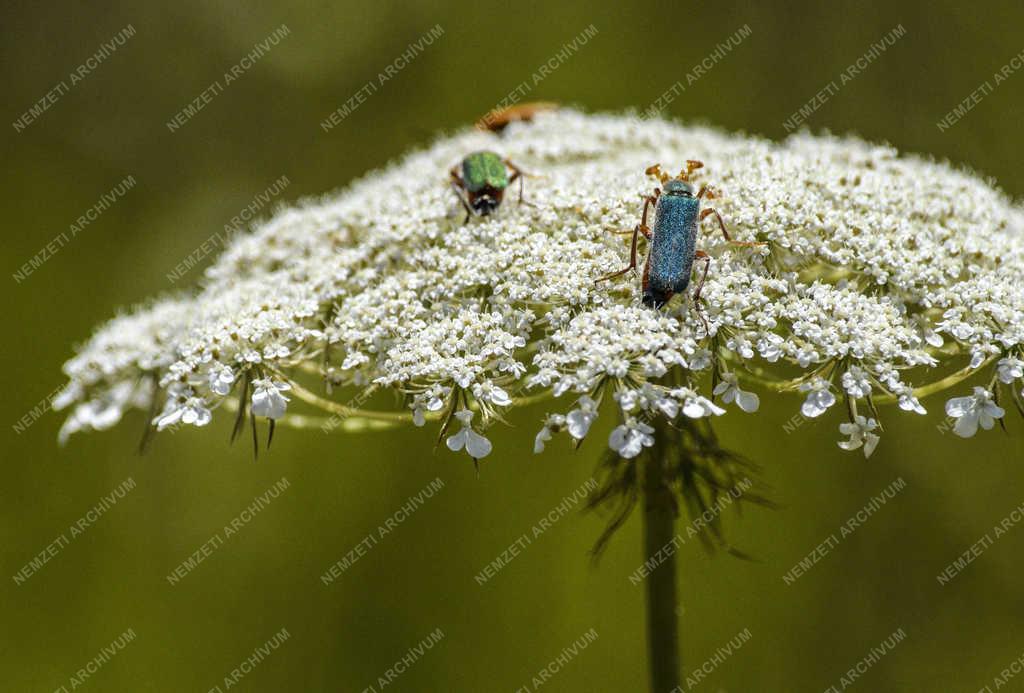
596;187;662;282
610;227;651;240
640;191;658;235
699;207;765;247
699;207;729;238
610;193;657;236
691;250;712;336
449;168;472;223
504;159;529;205
691;250;711;302
696;184;716;200
450;183;472;223
595;223;641;284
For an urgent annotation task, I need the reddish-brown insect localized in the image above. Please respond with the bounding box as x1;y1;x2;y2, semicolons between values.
476;101;560;133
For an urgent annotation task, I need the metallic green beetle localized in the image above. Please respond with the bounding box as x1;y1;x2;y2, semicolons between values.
449;151;527;222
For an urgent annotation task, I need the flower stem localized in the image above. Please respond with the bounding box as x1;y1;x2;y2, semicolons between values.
740;355;997;404
641;447;681;693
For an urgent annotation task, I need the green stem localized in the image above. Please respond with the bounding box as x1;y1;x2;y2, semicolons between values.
641;448;681;693
740;355;997;404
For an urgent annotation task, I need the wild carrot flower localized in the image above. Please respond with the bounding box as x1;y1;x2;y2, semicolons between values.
53;109;1024;460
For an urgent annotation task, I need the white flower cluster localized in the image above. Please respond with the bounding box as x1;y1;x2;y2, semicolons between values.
55;110;1024;460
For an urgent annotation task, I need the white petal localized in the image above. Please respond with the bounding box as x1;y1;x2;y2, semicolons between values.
58;413;84;445
534;428;551;454
898;395;926;415
655;398;679;418
944;396;973;418
251;390;271;417
619;433;645;459
682;400;706;418
566;410;594;439
982;402;1005;419
863;433;880;458
802;400;826;418
90;404;123;429
465;430;492;459
157;409;183;431
252;388;288;419
269;396;287;419
736;390;760;413
952;413;980;438
490;386;512;406
608;425;630;454
52;384;82;412
446;429;468;452
801;390;833;418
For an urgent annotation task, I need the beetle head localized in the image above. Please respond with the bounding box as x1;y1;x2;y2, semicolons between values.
471;194;499;216
642;289;673;309
646;161;704;191
663;179;694;196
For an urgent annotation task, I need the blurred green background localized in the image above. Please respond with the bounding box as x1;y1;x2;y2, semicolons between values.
4;0;1024;690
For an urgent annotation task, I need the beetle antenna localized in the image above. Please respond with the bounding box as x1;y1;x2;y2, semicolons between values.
645;164;670;184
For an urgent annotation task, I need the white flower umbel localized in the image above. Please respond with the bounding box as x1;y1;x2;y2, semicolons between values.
54;109;1024;460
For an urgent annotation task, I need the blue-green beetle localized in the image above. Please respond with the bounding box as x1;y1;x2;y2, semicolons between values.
597;161;764;331
449;151;527;222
